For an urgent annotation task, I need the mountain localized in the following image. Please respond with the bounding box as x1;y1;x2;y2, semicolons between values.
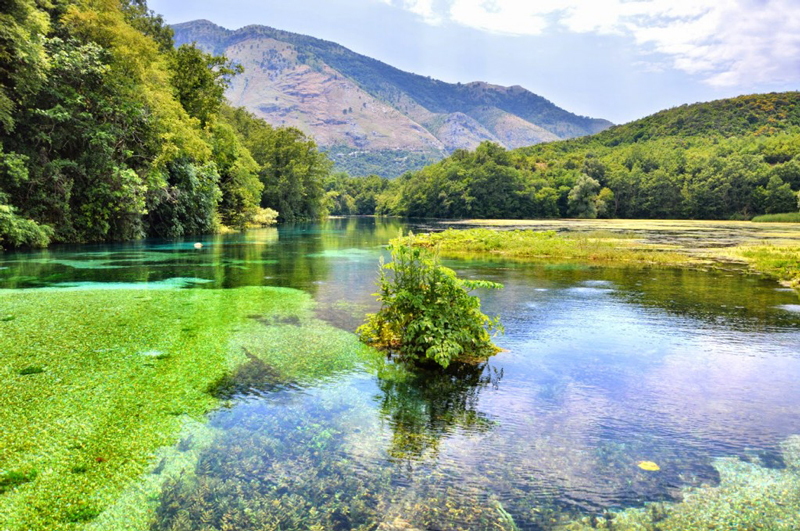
172;20;612;177
554;91;800;148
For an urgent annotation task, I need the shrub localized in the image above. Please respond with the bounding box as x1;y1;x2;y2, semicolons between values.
249;207;279;227
752;212;800;223
358;239;503;368
0;205;52;248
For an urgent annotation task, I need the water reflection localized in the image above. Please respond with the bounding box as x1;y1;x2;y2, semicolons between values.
373;358;503;463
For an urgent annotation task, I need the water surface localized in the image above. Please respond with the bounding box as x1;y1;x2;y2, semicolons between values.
2;218;799;529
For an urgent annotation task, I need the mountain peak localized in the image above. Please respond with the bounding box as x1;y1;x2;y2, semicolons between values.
173;20;612;177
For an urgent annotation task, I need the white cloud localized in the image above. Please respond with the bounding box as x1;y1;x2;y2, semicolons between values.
377;0;443;25
375;0;800;87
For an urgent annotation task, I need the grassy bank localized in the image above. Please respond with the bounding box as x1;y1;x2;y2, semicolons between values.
0;286;369;530
752;212;800;223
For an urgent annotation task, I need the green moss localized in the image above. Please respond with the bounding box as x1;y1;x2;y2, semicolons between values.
0;285;367;530
0;470;37;494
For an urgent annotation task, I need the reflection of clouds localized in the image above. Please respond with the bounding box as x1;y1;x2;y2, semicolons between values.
639;336;800;450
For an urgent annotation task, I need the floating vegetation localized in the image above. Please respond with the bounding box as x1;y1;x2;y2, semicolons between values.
0;285;365;530
407;228;697;267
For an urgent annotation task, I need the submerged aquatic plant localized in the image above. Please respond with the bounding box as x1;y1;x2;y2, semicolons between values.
358;239;503;368
0;470;37;494
0;285;364;530
563;436;800;530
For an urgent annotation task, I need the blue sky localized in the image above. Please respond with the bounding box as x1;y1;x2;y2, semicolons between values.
149;0;800;124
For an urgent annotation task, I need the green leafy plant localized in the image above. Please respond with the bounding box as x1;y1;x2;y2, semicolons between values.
358;237;503;368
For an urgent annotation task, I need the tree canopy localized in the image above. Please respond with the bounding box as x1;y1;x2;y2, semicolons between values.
332;93;800;221
0;0;332;248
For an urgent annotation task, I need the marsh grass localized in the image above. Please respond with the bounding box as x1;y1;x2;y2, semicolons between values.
0;286;368;530
752;212;800;223
406;228;696;267
712;244;800;288
408;226;800;293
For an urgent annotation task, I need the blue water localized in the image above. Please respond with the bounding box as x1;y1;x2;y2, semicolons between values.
2;218;800;529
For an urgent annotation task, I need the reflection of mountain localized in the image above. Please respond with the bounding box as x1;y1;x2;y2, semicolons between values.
375;359;502;462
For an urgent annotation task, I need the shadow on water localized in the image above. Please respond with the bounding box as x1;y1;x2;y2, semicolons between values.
206;347;299;400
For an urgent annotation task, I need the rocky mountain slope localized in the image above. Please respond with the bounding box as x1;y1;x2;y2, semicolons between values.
173;20;612;176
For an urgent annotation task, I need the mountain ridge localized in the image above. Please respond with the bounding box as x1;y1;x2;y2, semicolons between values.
172;19;612;177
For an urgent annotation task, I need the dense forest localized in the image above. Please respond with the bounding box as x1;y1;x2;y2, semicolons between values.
333;93;800;220
0;0;331;248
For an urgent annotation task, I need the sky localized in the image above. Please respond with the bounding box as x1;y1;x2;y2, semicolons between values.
149;0;800;124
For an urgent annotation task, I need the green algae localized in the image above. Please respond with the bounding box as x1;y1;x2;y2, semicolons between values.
0;285;368;530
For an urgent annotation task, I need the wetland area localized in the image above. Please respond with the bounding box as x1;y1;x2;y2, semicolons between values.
2;218;800;530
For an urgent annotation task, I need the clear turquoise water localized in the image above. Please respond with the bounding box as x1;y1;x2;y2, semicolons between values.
2;218;800;529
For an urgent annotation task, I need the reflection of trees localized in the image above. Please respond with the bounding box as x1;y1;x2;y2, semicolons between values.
375;359;502;462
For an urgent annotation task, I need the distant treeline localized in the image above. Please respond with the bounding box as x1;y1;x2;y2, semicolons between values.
328;93;800;220
1;0;331;248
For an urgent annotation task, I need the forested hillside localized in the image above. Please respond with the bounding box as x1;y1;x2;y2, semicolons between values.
344;93;800;220
172;20;612;178
0;0;330;248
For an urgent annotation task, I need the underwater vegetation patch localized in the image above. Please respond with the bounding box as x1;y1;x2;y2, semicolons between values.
562;436;800;530
0;285;366;530
17;365;45;375
0;470;37;494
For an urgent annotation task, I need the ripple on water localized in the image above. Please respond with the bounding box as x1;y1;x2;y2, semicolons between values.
777;304;800;313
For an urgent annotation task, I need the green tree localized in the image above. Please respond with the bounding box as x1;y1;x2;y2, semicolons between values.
259;127;331;221
171;44;242;127
761;175;797;214
596;187;615;218
0;0;49;133
568;174;600;218
146;160;221;237
210;121;263;228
